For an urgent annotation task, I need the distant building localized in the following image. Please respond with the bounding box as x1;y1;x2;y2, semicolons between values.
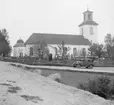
13;39;25;57
13;9;98;58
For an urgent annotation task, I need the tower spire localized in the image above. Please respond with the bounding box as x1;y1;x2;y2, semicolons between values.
87;4;89;11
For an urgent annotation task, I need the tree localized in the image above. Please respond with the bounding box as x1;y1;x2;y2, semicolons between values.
88;43;104;59
73;48;78;59
81;48;86;58
104;33;114;45
104;33;114;59
95;44;104;58
48;45;58;59
33;39;49;60
78;75;114;99
88;43;97;56
57;40;71;60
0;29;11;57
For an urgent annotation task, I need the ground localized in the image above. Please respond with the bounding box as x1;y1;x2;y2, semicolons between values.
0;61;113;105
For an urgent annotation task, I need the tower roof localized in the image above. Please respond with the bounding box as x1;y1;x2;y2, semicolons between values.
79;9;98;27
83;9;93;14
13;39;25;47
17;39;24;43
79;20;98;27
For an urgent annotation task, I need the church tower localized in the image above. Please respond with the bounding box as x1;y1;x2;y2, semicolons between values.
79;9;98;43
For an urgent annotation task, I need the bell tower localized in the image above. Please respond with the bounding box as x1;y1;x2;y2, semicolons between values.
79;9;98;43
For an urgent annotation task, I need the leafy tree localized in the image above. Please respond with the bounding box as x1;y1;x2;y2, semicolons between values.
1;29;9;42
33;39;49;60
104;33;114;45
88;43;104;59
81;48;86;58
78;75;114;99
73;48;78;58
88;43;97;56
48;45;58;59
0;29;11;57
95;44;104;58
57;40;71;60
104;33;114;59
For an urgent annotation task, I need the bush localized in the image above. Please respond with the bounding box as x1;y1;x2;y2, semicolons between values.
78;75;114;99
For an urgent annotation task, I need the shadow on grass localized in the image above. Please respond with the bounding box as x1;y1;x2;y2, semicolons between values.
7;86;22;94
0;83;12;87
21;95;44;103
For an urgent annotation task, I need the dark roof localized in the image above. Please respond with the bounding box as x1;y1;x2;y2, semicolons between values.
83;10;93;14
13;43;25;47
25;33;91;45
13;39;25;47
17;39;24;43
79;20;98;27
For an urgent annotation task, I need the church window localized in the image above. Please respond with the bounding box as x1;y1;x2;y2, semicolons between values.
29;47;33;56
90;27;93;35
73;48;77;57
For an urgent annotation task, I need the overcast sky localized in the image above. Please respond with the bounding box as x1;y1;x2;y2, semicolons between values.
1;0;114;46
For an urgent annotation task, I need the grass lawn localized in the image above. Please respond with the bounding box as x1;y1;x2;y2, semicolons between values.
41;69;114;87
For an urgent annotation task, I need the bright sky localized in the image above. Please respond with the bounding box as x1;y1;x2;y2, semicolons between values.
1;0;114;47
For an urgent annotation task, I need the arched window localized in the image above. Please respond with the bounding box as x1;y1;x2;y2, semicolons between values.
29;47;33;56
73;48;77;57
90;27;93;35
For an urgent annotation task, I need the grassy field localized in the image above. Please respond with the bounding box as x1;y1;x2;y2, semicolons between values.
41;68;114;87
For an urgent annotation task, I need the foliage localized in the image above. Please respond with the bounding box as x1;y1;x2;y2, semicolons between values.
33;39;49;60
104;33;114;45
104;33;114;60
0;29;12;57
57;40;71;60
88;43;104;58
48;45;58;59
78;75;114;99
73;48;78;58
81;48;86;57
48;54;52;61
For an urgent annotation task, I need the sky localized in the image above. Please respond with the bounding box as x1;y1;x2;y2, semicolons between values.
1;0;114;47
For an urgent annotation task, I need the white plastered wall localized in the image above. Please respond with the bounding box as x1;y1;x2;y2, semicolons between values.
13;47;25;57
80;25;97;43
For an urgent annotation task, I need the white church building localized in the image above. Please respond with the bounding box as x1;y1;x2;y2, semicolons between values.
13;9;98;58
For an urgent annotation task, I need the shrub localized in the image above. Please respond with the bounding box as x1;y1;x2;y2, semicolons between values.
78;75;114;99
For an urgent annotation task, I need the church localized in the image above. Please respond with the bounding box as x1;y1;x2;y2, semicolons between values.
13;9;98;58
